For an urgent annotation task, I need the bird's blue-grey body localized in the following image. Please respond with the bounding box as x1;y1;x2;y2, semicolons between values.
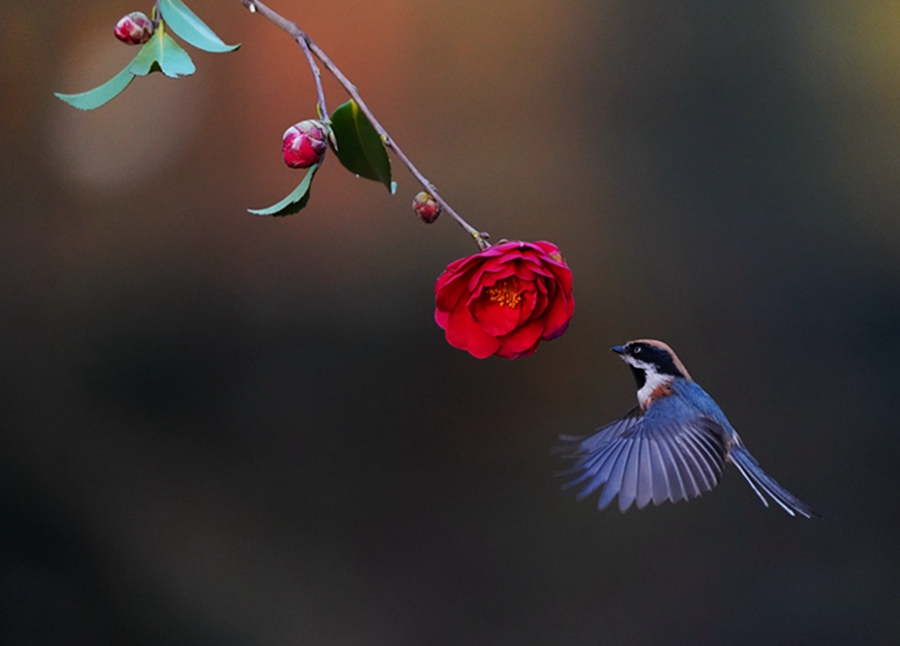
559;340;817;518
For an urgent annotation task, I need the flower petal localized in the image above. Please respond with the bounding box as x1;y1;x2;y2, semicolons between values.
541;291;575;338
436;268;476;321
445;301;501;359
497;319;545;359
516;282;539;323
472;298;522;337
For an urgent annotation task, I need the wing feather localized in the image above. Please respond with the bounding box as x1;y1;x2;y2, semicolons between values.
557;402;728;512
670;432;713;493
556;408;641;456
647;438;671;505
561;439;620;491
570;441;623;499
635;437;655;509
618;436;642;512
661;432;702;499
689;424;727;476
654;434;686;502
679;428;723;486
598;440;634;510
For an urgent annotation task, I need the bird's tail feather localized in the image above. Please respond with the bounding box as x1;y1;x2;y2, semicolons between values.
729;445;819;519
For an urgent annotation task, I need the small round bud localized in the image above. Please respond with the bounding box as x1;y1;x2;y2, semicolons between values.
413;191;441;224
114;12;155;45
282;120;328;169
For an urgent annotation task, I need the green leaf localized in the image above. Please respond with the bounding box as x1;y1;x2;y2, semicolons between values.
54;64;136;110
53;22;195;110
330;100;393;192
159;0;240;53
129;27;196;78
248;165;320;216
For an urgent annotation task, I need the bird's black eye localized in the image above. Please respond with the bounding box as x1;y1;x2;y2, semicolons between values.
632;346;641;355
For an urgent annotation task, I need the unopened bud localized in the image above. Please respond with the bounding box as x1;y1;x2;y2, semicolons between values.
114;12;155;45
413;191;441;224
282;120;328;169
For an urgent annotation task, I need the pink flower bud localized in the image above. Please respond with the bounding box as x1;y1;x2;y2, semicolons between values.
413;191;441;223
282;120;328;169
114;12;155;45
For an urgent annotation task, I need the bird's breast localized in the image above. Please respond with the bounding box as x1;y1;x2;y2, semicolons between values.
639;382;675;411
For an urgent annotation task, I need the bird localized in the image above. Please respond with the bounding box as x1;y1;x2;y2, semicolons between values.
557;339;818;517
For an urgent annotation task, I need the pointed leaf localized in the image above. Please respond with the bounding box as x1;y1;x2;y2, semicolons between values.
54;64;136;110
330;100;392;192
159;0;240;53
248;165;320;216
129;27;196;78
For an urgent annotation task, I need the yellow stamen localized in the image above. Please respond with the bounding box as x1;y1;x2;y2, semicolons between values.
486;279;523;308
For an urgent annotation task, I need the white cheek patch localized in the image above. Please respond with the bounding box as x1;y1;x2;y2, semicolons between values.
637;370;672;406
622;356;652;371
618;354;675;406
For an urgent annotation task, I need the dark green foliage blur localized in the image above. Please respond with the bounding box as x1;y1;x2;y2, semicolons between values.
2;0;899;644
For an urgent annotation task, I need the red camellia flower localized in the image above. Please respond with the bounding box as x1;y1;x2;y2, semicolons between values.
435;240;575;359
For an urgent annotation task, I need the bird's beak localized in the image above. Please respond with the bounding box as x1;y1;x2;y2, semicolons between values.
610;345;625;355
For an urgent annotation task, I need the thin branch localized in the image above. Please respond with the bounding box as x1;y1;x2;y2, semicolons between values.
300;38;328;121
239;0;490;250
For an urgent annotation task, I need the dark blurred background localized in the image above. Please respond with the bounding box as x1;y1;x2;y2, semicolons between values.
2;0;899;644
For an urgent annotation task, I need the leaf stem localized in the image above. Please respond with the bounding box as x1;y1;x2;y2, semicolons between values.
239;0;490;250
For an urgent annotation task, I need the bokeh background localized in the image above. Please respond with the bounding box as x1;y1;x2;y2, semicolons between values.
2;1;899;644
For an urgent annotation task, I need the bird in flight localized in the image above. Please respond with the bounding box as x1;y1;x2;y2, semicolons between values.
558;340;818;517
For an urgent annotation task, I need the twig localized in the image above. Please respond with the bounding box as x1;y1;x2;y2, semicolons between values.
299;38;327;121
239;0;490;250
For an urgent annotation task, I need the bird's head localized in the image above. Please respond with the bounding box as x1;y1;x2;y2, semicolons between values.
611;340;692;402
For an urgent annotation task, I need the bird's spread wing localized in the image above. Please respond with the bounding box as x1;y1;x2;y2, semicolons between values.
558;409;728;512
556;406;643;454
